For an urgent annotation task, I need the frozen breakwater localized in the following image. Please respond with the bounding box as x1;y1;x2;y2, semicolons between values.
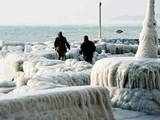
0;40;116;120
0;86;115;120
91;57;160;114
0;36;160;119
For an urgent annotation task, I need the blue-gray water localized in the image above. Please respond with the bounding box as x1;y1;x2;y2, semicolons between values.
0;25;159;43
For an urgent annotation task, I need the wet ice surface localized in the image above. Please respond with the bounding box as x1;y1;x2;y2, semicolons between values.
113;108;160;120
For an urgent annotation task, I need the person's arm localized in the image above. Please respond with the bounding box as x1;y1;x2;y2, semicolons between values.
54;38;59;49
93;44;96;52
79;44;83;55
92;42;96;52
65;38;70;50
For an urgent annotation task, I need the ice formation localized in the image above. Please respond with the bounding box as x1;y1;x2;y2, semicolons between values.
91;58;160;113
96;43;138;54
0;86;115;120
91;57;160;90
91;0;160;114
136;0;158;58
30;43;58;59
25;59;92;89
110;88;160;114
66;47;80;59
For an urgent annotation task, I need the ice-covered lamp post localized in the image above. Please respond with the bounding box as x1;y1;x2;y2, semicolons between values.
91;0;160;114
136;0;158;58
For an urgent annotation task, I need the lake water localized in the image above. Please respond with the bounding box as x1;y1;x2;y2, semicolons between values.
0;25;159;43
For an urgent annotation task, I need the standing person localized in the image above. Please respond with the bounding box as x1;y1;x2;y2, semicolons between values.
54;32;70;60
79;35;96;64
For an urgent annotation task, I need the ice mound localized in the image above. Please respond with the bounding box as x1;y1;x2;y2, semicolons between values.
110;88;160;114
91;57;160;114
96;42;138;54
0;53;25;81
28;70;90;89
96;42;160;56
26;59;92;89
96;42;106;53
0;86;115;120
7;45;24;53
0;80;15;93
91;57;160;90
106;44;137;54
30;43;58;59
66;47;80;59
0;80;15;88
23;56;63;78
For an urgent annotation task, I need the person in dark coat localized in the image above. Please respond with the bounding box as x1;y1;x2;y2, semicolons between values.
54;32;70;60
79;35;96;64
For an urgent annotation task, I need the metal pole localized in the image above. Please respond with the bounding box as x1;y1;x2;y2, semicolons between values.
99;2;102;39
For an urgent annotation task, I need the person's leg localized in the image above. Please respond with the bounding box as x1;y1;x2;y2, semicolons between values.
62;55;66;61
58;51;66;61
62;52;66;61
87;56;93;64
57;51;61;60
83;55;93;64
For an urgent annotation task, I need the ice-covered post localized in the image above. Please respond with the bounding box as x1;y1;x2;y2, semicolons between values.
99;2;102;39
135;0;158;58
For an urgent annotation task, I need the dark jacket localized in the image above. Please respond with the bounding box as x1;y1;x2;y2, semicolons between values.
54;36;70;53
80;40;96;57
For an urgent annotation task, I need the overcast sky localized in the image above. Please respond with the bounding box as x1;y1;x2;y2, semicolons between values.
0;0;159;25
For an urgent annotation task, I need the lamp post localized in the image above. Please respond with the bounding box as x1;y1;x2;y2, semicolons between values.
99;2;102;39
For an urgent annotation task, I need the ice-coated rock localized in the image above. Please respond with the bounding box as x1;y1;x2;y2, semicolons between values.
96;42;106;53
91;57;160;90
66;47;80;59
0;80;15;88
24;42;32;53
14;71;28;88
26;59;92;89
0;86;115;120
30;43;58;59
0;53;25;81
23;56;63;79
7;45;24;53
96;42;138;54
91;57;160;114
28;70;90;89
113;108;160;120
110;88;160;114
